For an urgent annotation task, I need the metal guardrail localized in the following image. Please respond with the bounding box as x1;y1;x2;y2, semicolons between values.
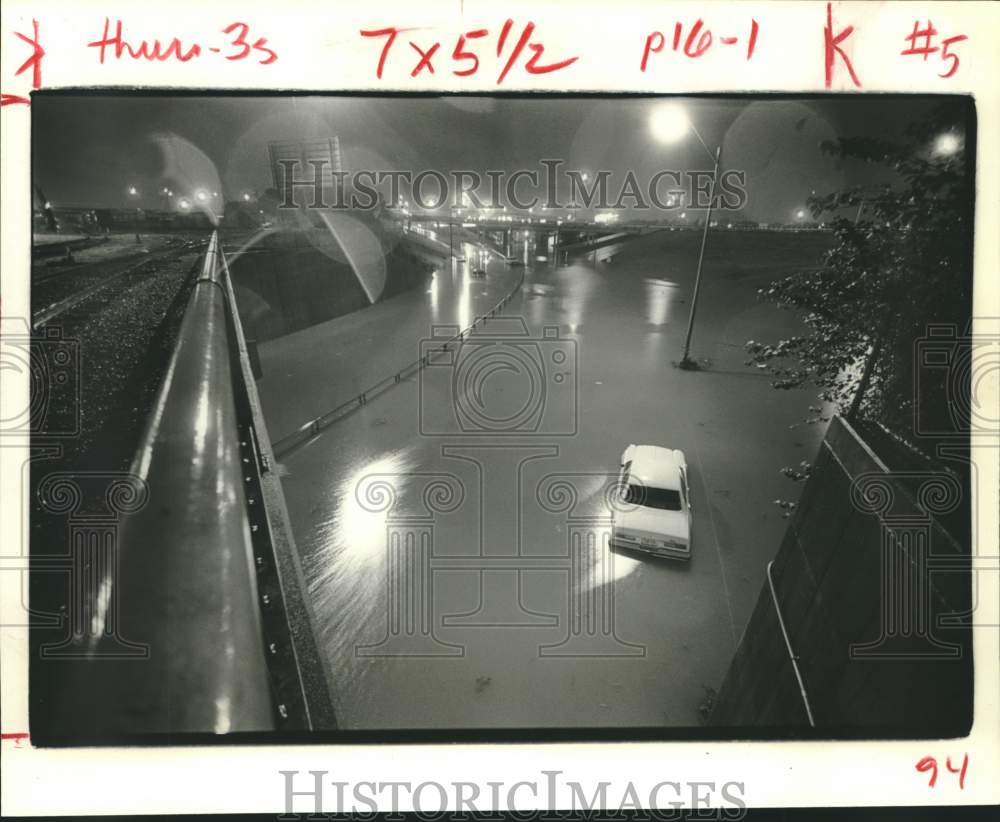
112;232;275;733
272;259;528;458
766;559;816;728
217;237;337;729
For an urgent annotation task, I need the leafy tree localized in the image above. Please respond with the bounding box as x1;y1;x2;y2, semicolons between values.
745;101;974;440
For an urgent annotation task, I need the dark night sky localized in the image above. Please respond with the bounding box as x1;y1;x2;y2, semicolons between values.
31;94;958;221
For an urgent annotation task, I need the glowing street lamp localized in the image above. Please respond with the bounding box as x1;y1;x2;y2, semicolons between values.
650;102;721;370
933;131;962;157
649;104;694;145
195;190;208;203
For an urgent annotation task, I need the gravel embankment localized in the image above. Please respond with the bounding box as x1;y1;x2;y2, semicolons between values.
39;242;207;468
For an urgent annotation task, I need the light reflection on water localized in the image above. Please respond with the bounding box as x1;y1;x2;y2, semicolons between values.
548;473;642;592
427;272;438;320
643;277;678;327
552;264;599;333
457;266;472;331
562;474;641;590
306;449;415;689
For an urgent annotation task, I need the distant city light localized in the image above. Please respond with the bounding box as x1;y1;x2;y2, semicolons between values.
243;193;251;201
933;132;962;157
178;198;191;210
796;209;807;220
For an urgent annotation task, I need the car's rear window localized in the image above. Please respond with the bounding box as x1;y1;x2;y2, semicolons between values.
625;484;682;511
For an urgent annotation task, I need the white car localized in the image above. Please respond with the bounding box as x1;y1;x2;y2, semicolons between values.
610;444;692;560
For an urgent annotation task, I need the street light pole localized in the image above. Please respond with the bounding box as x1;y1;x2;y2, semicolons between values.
679;144;721;369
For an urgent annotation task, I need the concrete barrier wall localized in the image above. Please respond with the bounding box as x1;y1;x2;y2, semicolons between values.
710;416;972;735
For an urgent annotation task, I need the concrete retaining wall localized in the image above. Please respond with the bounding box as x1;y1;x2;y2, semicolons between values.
710;416;972;735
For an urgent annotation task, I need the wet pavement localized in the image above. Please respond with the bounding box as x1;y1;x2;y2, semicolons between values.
265;229;833;730
251;238;519;444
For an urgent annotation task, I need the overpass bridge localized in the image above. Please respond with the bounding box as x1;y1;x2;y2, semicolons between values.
402;212;656;263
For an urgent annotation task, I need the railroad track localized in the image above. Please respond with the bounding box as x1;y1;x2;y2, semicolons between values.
32;237;208;329
31;235;203;284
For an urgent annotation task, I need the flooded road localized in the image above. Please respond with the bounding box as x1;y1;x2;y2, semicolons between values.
270;229;832;729
245;237;517;444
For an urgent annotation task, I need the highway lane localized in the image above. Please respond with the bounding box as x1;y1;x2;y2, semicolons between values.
273;229;831;729
245;237;517;444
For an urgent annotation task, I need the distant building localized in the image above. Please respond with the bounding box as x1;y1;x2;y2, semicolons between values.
267;138;344;209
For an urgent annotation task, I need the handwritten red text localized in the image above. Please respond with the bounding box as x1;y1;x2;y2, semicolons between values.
361;21;577;84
